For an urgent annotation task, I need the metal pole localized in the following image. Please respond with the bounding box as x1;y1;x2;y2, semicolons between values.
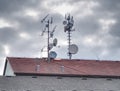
63;14;75;60
47;20;50;62
68;30;72;59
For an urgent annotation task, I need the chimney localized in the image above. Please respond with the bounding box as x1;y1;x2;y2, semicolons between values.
60;65;64;72
35;65;40;72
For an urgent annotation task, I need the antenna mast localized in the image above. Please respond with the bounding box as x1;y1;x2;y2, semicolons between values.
41;14;51;62
41;14;57;62
63;14;78;59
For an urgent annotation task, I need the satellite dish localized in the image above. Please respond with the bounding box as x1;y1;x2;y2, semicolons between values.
53;38;57;46
49;43;53;50
69;44;78;54
63;20;67;25
49;51;57;58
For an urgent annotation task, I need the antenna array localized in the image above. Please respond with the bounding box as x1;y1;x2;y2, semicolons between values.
63;14;78;59
41;14;57;62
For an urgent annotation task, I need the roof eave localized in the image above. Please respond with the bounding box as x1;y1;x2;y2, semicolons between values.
14;72;120;79
3;57;9;76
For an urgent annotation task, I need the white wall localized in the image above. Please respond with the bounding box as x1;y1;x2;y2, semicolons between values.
4;60;15;76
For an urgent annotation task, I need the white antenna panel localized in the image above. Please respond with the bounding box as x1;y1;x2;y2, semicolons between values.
53;38;57;46
49;43;53;50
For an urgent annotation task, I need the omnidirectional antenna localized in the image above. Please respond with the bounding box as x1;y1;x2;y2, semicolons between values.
41;14;49;23
50;25;57;38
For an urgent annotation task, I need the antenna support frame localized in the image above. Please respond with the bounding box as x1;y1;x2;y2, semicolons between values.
63;14;78;60
41;15;57;62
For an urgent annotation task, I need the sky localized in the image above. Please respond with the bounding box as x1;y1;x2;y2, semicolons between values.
0;0;120;75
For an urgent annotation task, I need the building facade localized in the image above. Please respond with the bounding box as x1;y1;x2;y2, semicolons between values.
1;57;120;91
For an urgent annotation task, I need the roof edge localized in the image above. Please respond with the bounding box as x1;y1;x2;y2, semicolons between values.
6;57;120;62
15;72;120;79
3;57;9;76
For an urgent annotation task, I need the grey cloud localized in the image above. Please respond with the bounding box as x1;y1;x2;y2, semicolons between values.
0;0;120;64
94;0;120;18
75;16;100;35
0;0;27;14
17;18;42;34
110;18;120;37
0;45;4;57
0;27;19;44
98;0;120;12
8;36;42;57
0;0;41;13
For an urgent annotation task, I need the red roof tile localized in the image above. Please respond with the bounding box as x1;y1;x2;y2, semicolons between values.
5;57;120;77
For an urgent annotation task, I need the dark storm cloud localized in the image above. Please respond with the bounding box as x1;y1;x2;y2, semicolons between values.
0;0;63;37
0;0;119;58
0;0;45;25
0;0;42;13
75;16;100;35
98;0;120;12
72;0;120;55
0;0;47;58
14;13;63;35
109;15;120;37
90;0;120;23
0;27;19;44
0;0;44;38
16;17;42;34
110;24;120;37
0;0;25;13
96;0;120;48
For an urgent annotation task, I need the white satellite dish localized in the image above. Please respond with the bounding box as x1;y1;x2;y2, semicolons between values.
53;38;57;46
49;51;57;58
69;44;78;54
49;43;53;50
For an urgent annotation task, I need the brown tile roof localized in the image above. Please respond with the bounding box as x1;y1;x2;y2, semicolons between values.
5;57;120;77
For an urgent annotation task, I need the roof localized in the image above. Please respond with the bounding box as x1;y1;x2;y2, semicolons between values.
4;57;120;77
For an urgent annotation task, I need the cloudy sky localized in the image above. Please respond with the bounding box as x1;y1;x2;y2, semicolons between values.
0;0;120;75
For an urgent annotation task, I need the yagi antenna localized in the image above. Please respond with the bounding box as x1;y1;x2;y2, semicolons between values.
52;25;57;33
41;46;47;52
41;14;49;23
41;27;46;36
40;14;58;62
50;25;57;38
